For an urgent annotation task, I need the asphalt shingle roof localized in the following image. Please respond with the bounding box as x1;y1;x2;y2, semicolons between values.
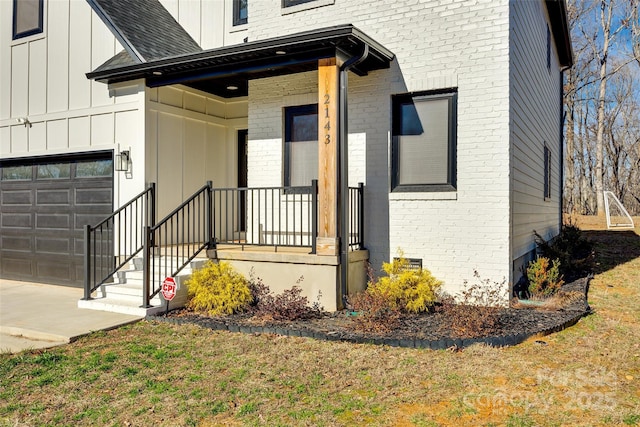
88;0;201;63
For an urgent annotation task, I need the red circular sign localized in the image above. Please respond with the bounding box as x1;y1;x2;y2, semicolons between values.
161;277;177;301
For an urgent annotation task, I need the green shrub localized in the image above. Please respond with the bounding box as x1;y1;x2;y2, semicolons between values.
186;261;252;316
368;254;442;313
534;225;594;279
348;252;442;333
526;257;564;298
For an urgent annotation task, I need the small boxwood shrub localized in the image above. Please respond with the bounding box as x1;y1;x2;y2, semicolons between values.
348;252;442;333
186;261;252;316
526;257;564;298
368;254;442;313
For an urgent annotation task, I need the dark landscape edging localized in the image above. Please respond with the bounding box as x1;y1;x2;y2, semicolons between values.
147;277;592;350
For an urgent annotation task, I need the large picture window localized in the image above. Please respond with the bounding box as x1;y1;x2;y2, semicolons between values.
13;0;43;40
391;90;457;192
284;104;318;188
233;0;247;26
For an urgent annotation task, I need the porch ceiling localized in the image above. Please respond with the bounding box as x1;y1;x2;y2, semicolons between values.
86;25;395;98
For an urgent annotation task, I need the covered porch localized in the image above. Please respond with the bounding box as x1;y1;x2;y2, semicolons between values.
84;24;394;312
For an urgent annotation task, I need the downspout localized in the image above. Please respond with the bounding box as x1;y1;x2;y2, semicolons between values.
339;45;369;308
559;64;571;231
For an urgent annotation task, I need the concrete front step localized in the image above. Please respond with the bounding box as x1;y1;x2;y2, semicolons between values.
78;297;167;317
96;283;163;305
78;257;203;315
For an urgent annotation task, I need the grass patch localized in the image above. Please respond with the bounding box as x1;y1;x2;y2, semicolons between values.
0;221;639;426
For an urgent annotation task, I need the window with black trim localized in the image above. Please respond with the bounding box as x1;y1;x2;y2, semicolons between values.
12;0;43;40
546;25;551;70
283;0;315;7
391;90;457;192
544;144;551;200
233;0;247;26
284;104;318;188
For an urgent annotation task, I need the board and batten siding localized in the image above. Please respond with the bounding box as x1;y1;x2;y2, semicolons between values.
0;0;148;207
509;0;563;276
157;0;246;50
146;85;247;220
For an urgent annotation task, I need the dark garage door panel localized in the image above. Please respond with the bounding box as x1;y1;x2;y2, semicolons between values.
0;158;113;287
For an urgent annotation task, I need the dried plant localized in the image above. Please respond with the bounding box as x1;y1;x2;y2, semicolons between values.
348;291;401;333
248;272;323;321
437;271;508;338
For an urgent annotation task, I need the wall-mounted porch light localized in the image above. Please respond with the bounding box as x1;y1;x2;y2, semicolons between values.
115;150;131;173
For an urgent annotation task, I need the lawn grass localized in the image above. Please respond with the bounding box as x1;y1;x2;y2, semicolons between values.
1;217;639;426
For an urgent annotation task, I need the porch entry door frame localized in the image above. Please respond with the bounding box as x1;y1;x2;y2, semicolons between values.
237;129;248;232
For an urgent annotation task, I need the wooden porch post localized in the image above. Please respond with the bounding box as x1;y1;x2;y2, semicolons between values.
316;58;340;256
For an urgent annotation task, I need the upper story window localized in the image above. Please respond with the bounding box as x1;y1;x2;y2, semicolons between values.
284;104;318;188
281;0;334;14
546;25;551;70
12;0;44;40
283;0;315;7
233;0;247;26
544;144;552;200
391;90;457;192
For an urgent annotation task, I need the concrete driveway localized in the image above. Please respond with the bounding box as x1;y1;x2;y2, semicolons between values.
0;279;142;353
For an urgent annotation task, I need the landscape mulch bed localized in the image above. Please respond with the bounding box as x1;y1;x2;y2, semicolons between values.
149;276;591;349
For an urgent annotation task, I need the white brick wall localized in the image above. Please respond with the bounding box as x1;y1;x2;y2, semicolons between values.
245;0;518;299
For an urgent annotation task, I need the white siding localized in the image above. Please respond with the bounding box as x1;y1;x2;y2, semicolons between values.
509;0;563;276
146;85;248;219
157;0;245;49
0;0;137;159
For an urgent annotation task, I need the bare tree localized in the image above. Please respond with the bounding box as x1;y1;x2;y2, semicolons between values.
593;0;627;215
630;0;640;66
566;0;639;216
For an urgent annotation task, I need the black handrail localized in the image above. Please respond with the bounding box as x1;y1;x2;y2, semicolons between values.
83;183;156;300
348;183;365;250
84;179;364;308
142;181;213;307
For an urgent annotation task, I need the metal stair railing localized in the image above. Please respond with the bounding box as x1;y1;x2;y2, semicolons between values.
211;180;318;251
142;181;213;308
348;183;365;250
83;183;156;300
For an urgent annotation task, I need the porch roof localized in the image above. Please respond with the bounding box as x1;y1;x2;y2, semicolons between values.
87;25;395;98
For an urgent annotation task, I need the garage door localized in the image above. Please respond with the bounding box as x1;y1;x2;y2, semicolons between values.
0;155;113;287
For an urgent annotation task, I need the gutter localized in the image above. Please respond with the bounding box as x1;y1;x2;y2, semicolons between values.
86;24;394;83
338;45;370;308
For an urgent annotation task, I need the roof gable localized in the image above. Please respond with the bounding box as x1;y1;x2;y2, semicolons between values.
87;0;201;63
